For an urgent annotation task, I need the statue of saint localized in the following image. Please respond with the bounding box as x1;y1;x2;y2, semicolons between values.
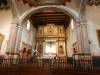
58;45;64;54
47;24;54;34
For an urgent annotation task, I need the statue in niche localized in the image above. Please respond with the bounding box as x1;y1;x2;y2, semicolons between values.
37;44;42;56
58;45;64;55
72;42;77;54
59;27;64;34
47;24;54;34
39;28;42;34
60;28;63;34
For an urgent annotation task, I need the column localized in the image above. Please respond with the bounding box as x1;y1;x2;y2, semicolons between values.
14;22;22;52
80;20;90;53
7;19;22;53
76;21;83;53
7;19;18;53
76;0;90;54
76;20;90;54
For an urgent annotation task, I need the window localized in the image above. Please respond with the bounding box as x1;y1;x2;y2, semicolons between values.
27;20;30;31
71;19;74;29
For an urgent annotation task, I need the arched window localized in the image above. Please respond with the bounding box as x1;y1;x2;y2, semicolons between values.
27;20;30;31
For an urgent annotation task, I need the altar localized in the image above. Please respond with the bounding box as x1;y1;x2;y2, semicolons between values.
36;23;67;58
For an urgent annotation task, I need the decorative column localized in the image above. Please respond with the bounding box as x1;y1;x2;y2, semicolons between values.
7;18;17;52
76;21;90;54
76;0;90;53
75;21;83;53
80;20;90;53
14;22;22;53
7;18;22;53
7;0;22;53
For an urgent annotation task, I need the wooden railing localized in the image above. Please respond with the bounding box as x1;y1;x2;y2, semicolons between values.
0;59;100;75
0;59;100;69
0;59;67;68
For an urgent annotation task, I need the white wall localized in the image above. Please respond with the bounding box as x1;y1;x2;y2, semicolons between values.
0;10;12;55
86;5;100;56
66;0;80;14
20;21;36;50
15;0;32;16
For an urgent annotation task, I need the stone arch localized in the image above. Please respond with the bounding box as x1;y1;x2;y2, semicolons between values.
16;5;87;55
18;5;79;24
8;5;90;55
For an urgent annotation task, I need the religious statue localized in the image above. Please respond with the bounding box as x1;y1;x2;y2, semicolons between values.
47;24;54;34
38;27;43;34
58;45;64;55
59;27;63;34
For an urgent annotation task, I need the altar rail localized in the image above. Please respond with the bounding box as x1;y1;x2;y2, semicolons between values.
0;59;99;69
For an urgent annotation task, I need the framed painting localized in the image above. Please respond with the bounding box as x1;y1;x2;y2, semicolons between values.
0;33;4;49
97;30;100;47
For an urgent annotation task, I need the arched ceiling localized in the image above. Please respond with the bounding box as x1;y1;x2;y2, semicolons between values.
29;12;71;28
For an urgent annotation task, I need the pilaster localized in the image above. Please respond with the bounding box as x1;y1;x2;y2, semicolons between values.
76;20;90;54
76;0;90;54
80;20;90;53
7;19;22;53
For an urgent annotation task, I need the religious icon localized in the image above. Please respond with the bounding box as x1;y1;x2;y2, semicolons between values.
37;43;43;55
72;42;77;53
58;45;64;55
47;24;54;34
39;27;43;34
59;27;64;34
60;28;63;33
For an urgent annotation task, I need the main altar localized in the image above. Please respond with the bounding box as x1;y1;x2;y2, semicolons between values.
36;23;67;58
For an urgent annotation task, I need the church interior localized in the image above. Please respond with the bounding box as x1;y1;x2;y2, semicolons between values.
0;0;100;74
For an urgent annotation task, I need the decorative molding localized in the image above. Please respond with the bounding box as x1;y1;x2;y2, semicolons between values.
87;0;100;6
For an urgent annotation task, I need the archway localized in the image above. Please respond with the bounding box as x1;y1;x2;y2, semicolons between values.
19;5;79;24
11;5;90;59
16;5;81;58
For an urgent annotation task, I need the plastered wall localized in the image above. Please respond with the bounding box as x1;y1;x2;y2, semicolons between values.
20;21;36;50
86;5;100;56
0;10;12;55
